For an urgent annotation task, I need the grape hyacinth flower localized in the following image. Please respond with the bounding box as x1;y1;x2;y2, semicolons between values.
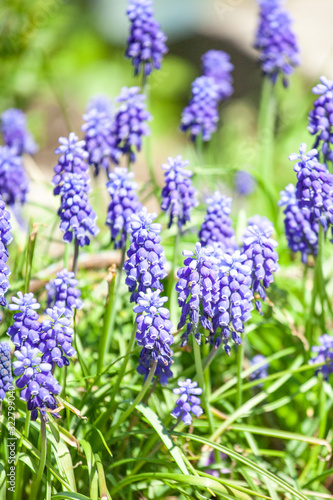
0;197;12;310
161;156;198;229
57;173;99;247
171;379;203;425
199;192;237;252
247;214;273;234
0;108;38;155
0;342;12;400
106;167;142;249
308;76;333;163
86;95;113;115
254;0;299;86
279;184;318;263
39;308;76;368
249;354;269;386
180;76;220;142
234;170;256;196
309;334;333;379
7;292;41;347
201;50;234;101
202;451;231;477
113;87;151;163
124;208;167;302
289;143;333;236
0;146;29;205
46;269;83;315
82;97;121;176
211;250;254;354
125;0;168;78
8;293;61;420
243;222;279;313
176;243;219;346
52;132;89;192
134;289;174;384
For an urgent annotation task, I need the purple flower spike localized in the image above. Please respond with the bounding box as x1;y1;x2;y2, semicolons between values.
242;222;279;313
53;132;89;192
0;146;29;205
124;208;167;302
211;250;254;354
199;192;237;253
249;354;269;386
0;108;38;155
234;171;256;196
309;334;333;379
201;50;234;101
308;76;333;163
57;173;99;247
106;167;142;249
254;0;299;86
176;243;219;346
289;143;333;236
0;342;13;400
0;198;12;311
134;289;174;385
46;269;83;316
161;156;198;229
39;307;76;369
82;96;121;176
171;379;203;425
125;0;168;77
7;292;41;347
113;87;151;163
279;184;319;263
180;76;220;142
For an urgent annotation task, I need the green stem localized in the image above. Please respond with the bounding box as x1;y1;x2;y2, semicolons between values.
193;340;214;434
29;418;47;500
72;237;79;276
97;246;126;374
95;453;112;500
63;243;70;270
144;83;159;198
109;361;157;435
236;342;245;409
24;224;38;293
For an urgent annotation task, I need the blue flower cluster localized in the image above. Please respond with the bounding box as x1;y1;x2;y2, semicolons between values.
113;87;151;163
0;108;38;156
289;143;333;237
234;171;256;196
46;269;83;315
211;250;254;354
134;289;173;384
243;222;279;313
201;50;234;101
279;184;319;263
82;96;120;176
125;0;168;77
254;0;299;86
0;341;12;400
39;308;76;368
308;76;333;163
53;133;89;192
8;293;62;420
309;334;333;379
0;146;29;205
106;167;142;249
199;192;237;252
171;379;203;425
249;354;269;386
161;156;198;229
180;76;220;142
57;173;99;247
0;198;13;311
124;208;167;302
176;243;219;346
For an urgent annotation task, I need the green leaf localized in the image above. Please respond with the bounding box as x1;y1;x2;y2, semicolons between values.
51;493;91;500
135;403;189;475
48;417;60;443
18;453;38;473
80;440;98;500
52;441;77;492
174;432;309;500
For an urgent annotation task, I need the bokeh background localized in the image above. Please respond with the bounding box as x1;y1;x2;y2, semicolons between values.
1;0;333;244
